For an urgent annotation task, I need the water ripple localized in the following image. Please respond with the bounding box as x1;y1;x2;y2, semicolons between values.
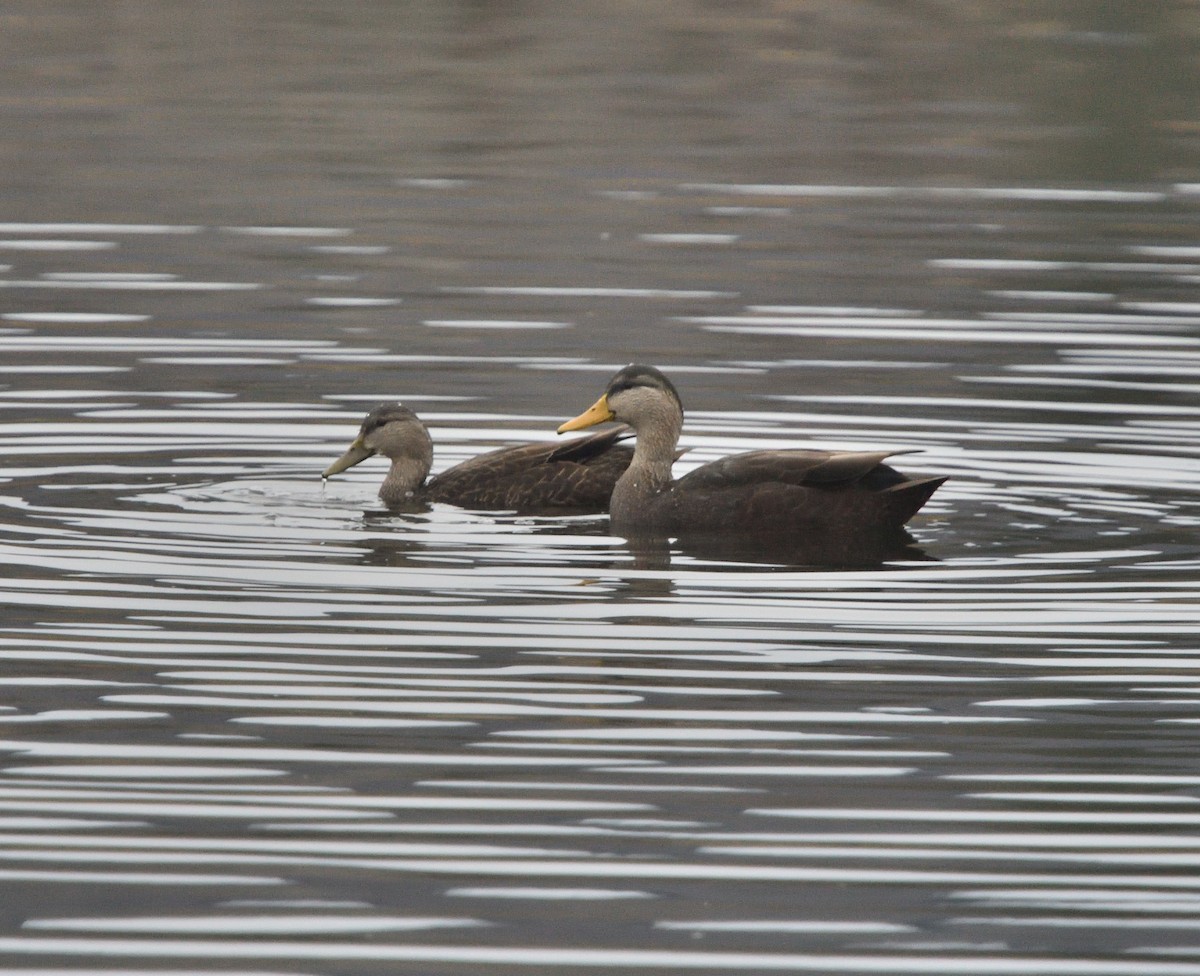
2;171;1199;975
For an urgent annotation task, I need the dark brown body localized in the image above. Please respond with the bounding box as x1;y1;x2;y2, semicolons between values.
559;365;947;545
647;449;947;537
423;427;635;512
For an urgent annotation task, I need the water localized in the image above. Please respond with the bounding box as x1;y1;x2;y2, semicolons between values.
3;3;1200;974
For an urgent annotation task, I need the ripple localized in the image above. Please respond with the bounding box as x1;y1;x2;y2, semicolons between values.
447;886;654;900
0;223;201;234
3;159;1200;975
0;240;117;251
5;938;1200;973
23;914;483;935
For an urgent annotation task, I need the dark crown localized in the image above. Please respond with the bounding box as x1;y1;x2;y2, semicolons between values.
360;402;421;435
605;364;682;407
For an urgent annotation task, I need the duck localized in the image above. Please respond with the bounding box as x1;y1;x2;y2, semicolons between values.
323;402;635;512
557;364;946;538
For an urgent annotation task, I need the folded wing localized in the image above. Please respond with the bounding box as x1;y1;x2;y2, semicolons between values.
425;427;634;511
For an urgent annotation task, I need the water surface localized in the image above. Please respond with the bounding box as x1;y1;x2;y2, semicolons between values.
2;4;1200;975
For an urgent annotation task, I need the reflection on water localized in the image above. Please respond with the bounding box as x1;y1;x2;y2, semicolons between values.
620;527;932;571
2;2;1200;974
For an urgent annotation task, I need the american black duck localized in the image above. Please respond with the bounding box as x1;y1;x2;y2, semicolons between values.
557;364;946;537
324;402;634;511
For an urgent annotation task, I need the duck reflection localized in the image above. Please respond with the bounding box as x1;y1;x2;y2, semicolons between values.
620;525;933;571
350;502;932;573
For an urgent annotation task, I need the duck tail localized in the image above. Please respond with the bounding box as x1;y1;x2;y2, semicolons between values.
885;476;948;525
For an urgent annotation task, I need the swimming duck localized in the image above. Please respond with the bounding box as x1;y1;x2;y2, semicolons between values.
324;402;634;512
557;364;945;537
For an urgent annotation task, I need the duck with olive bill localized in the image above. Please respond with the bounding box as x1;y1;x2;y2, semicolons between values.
324;402;635;512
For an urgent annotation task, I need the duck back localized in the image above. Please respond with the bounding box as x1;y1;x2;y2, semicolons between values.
424;426;633;512
611;449;944;536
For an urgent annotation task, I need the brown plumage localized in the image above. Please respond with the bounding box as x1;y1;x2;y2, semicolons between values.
323;402;634;512
558;364;946;539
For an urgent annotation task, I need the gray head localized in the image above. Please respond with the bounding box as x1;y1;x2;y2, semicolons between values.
558;363;685;455
322;403;434;498
604;364;682;415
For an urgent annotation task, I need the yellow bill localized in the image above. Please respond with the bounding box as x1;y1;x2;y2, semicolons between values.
558;395;614;433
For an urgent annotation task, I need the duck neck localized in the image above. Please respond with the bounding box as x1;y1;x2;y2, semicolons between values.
611;401;682;521
373;421;434;506
379;457;430;506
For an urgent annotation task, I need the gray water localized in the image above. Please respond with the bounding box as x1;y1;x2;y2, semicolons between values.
2;3;1200;974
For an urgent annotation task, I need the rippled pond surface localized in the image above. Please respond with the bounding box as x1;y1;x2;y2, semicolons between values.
3;4;1200;975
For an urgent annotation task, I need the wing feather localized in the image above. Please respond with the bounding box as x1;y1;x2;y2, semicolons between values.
423;430;633;511
677;449;917;492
